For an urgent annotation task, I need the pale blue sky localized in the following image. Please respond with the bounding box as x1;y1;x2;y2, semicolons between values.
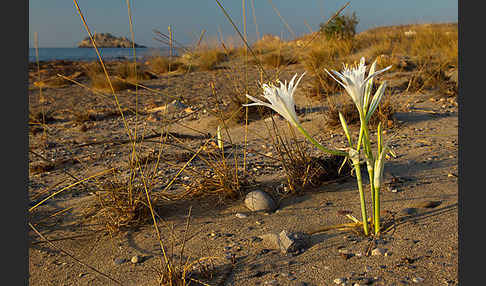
29;0;457;48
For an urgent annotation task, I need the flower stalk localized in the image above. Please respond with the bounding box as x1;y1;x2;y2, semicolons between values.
329;57;392;236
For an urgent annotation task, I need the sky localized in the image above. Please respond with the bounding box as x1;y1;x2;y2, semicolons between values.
29;0;457;48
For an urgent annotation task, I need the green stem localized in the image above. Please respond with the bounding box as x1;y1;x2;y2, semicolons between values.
374;184;381;235
353;161;369;236
295;123;348;157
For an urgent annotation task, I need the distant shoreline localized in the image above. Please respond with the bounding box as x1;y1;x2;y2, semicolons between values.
28;47;177;63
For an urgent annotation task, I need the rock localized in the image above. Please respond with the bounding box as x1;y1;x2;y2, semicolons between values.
371;248;386;256
259;230;309;254
244;190;276;212
77;32;146;48
279;230;298;254
259;232;281;249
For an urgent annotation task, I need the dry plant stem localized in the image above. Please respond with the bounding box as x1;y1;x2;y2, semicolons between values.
125;0;139;207
34;32;48;144
72;0;134;144
243;0;249;176
29;223;123;286
214;0;270;81
267;0;296;38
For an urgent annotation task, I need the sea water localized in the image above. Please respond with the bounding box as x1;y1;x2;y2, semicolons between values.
28;47;175;62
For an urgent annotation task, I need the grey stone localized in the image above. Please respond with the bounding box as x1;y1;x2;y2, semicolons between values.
259;232;280;249
259;230;309;254
244;190;276;212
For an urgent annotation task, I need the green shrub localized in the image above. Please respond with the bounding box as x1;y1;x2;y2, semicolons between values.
320;12;358;40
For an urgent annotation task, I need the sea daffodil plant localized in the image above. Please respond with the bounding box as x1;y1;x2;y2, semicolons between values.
244;58;392;236
329;57;392;235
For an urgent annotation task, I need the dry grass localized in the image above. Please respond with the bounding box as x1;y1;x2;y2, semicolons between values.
82;61;134;91
181;48;227;71
299;38;358;99
113;61;155;80
146;56;187;74
260;52;297;68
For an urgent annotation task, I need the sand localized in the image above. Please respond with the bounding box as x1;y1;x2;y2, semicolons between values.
28;57;458;286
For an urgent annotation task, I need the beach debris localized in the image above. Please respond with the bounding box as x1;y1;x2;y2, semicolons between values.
244;190;276;212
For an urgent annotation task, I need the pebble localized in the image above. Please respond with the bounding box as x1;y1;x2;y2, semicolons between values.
244;190;277;212
371;248;386;256
131;255;141;264
334;277;346;284
235;212;248;218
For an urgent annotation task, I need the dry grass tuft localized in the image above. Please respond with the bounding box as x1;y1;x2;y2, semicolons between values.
272;126;350;191
261;52;297;68
182;49;227;71
178;140;248;204
82;62;135;91
87;171;157;233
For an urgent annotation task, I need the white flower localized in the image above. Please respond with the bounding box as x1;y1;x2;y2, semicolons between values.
244;73;305;127
326;57;391;116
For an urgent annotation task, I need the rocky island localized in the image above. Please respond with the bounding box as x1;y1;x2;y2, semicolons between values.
77;32;146;48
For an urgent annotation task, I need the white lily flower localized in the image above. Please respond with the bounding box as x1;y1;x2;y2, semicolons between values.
326;57;392;116
244;72;348;157
244;73;305;127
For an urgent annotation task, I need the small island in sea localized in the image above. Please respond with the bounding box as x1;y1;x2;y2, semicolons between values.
77;32;146;48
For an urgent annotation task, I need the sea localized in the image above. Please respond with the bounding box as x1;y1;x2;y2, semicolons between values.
28;47;176;63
